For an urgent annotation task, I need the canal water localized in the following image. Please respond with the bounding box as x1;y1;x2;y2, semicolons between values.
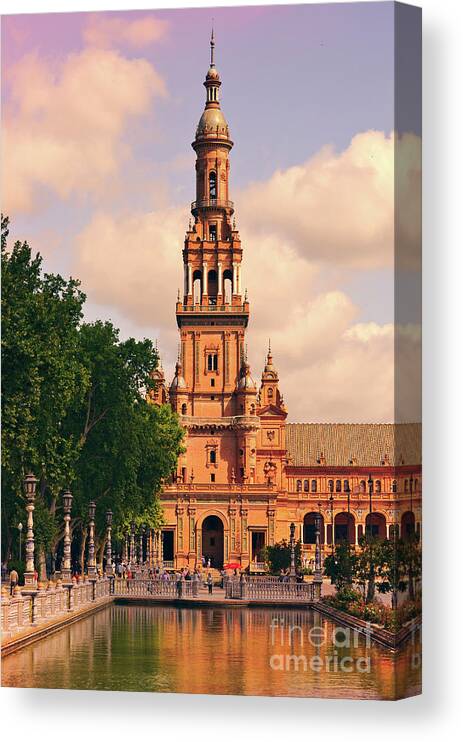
2;604;421;699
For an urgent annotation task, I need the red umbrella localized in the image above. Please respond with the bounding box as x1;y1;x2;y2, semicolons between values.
223;562;241;570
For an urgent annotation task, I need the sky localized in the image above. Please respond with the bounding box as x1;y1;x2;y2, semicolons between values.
1;2;422;423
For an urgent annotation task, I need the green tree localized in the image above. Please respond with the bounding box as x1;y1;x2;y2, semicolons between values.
1;215;88;573
263;540;302;574
324;541;358;590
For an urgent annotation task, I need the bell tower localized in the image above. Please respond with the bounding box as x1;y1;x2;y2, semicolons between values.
174;31;250;424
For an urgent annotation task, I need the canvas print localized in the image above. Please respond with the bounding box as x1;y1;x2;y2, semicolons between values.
1;2;422;700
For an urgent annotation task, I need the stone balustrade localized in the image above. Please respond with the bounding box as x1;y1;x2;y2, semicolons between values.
1;576;112;642
225;579;320;602
113;578;199;598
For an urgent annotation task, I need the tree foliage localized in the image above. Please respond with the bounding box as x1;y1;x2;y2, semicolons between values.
1;216;184;572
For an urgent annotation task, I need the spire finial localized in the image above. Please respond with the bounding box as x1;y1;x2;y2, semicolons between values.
268;338;272;355
210;24;215;67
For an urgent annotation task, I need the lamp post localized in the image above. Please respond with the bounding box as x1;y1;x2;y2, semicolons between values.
346;482;351;547
122;533;128;564
18;522;23;563
289;521;296;580
367;474;373;537
329;493;334;554
314;503;322;589
105;510;114;576
23;472;38;589
139;526;145;567
409;474;414;537
87;501;97;578
130;522;136;566
366;473;375;602
61;489;73;583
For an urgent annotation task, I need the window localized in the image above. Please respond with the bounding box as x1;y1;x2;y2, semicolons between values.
311;479;317;493
240;467;245;478
375;480;381;493
336;480;342;492
210;473;215;483
392;480;398;493
303;479;309;492
209;171;217;199
210;450;216;464
405;479;409;492
268;388;273;398
296;480;302;493
328;480;334;493
343;479;350;492
210;395;215;400
181;467;187;483
210;378;215;387
360;480;366;493
181;403;187;415
209;223;217;241
207;353;218;371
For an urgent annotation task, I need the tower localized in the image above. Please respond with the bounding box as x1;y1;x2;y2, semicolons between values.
162;32;285;571
173;30;252;434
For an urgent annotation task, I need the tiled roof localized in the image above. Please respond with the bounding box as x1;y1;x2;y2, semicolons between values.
286;423;421;467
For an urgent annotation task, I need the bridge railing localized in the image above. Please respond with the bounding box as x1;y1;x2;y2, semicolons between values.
225;579;318;602
113;578;199;598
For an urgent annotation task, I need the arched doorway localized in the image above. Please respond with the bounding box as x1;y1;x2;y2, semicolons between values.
334;512;355;544
366;512;387;539
202;515;224;568
303;513;325;544
401;511;416;540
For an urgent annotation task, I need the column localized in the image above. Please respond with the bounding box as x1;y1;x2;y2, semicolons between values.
183;263;188;298
232;262;237;295
188;264;192;296
202;262;208;297
217;262;223;300
236;264;241;296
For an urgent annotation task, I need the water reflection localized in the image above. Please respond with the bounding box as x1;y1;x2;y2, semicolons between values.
2;605;421;699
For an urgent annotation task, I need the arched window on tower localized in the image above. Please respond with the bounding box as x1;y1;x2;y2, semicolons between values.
303;479;309;492
223;269;233;303
210;449;216;464
209;171;217;200
193;270;202;304
208;270;218;303
181;403;187;415
311;479;317;493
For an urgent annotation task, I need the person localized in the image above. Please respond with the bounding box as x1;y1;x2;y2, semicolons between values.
207;571;213;595
9;567;19;595
1;561;7;582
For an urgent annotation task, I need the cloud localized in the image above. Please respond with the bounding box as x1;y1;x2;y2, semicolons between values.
83;14;168;49
72;198;421;423
2;47;166;213
236;130;421;271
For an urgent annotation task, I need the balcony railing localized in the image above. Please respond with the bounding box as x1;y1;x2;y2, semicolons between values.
177;303;248;313
191;198;234;212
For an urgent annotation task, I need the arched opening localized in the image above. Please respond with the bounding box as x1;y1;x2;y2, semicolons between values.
208;269;218;301
303;512;325;544
181;403;187;415
401;511;416;540
201;515;224;568
223;269;233;303
193;270;202;304
209;449;216;464
209;170;217;200
334;512;355;544
366;512;387;539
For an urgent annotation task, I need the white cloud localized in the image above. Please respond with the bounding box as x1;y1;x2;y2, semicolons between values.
2;47;166;213
83;14;169;49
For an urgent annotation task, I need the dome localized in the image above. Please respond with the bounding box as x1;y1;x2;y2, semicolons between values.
206;65;220;80
170;361;187;391
238;362;256;391
196;107;229;137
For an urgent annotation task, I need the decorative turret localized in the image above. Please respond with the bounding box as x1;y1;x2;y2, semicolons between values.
169;353;188;415
147;345;168;405
259;341;286;412
236;351;257;417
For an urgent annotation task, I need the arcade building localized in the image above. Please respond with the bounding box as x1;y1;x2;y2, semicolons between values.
150;35;422;572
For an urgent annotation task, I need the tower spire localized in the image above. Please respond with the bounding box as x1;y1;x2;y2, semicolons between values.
210;25;215;67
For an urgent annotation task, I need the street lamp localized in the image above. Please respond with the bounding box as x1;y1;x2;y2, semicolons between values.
329;493;334;554
23;472;38;589
289;521;296;579
367;474;373;537
314;504;322;587
105;510;114;576
130;521;136;565
346;482;351;547
18;522;23;562
87;501;97;578
61;489;73;582
139;525;145;567
409;474;414;537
